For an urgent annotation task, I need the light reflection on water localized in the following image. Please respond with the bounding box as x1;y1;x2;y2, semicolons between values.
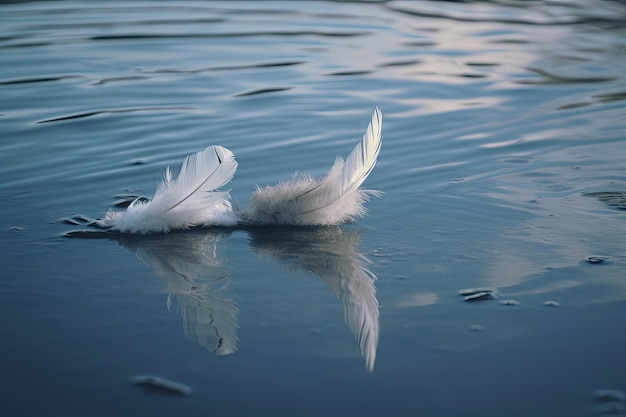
1;1;625;416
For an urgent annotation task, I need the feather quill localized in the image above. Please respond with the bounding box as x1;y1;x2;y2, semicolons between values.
239;108;382;225
97;145;238;234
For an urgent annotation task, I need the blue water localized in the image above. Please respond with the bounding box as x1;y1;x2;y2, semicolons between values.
1;1;626;416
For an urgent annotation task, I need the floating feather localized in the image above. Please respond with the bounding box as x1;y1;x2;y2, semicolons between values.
88;108;382;233
238;108;383;225
97;145;238;234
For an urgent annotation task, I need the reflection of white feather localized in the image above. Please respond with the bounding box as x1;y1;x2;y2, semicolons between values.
97;145;238;234
239;108;382;225
333;257;379;373
118;231;239;356
248;227;380;372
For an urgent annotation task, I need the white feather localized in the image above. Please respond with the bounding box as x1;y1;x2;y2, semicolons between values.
238;108;383;225
97;145;238;234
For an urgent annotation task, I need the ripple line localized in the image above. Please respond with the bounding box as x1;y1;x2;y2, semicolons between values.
233;87;292;97
90;31;367;41
143;60;305;75
0;75;84;85
36;106;193;124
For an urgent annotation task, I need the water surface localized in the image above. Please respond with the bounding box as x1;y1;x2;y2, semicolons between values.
1;1;625;416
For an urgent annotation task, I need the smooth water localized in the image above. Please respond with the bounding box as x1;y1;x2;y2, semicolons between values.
1;1;625;416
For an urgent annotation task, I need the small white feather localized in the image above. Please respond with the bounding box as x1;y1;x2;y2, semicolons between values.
238;108;383;225
97;145;238;234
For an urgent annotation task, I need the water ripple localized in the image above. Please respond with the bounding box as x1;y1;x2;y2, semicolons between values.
387;0;626;26
516;67;618;85
233;87;292;97
36;106;193;124
142;60;305;75
89;31;368;42
0;75;85;85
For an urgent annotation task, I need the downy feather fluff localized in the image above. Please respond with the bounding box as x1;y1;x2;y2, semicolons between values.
97;145;238;234
238;107;383;225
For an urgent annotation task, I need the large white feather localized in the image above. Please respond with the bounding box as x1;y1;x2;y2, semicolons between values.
97;145;238;234
239;108;382;225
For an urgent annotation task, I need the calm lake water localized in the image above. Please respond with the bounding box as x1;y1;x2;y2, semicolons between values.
1;1;625;416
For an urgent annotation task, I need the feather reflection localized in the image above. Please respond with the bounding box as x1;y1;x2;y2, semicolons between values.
116;230;239;356
246;226;380;372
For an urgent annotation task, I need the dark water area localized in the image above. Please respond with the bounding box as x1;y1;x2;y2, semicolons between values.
1;1;626;416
